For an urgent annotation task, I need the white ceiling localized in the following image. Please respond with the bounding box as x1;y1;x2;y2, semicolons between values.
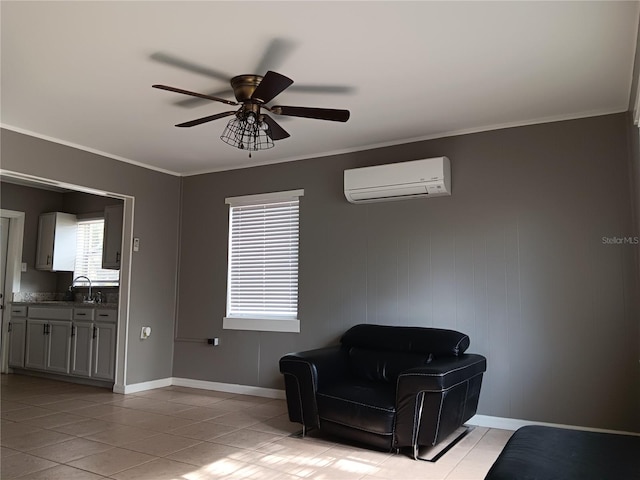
2;1;639;176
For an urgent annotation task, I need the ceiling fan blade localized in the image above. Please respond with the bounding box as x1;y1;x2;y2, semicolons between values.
175;111;236;128
153;85;237;106
174;88;235;109
254;38;297;76
288;84;355;95
150;52;231;82
272;105;350;122
251;71;293;104
262;115;290;140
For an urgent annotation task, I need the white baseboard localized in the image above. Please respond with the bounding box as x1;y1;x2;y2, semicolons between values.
117;377;173;394
172;377;286;399
118;376;285;399
467;414;640;436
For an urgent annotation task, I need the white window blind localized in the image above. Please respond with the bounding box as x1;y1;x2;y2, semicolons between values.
74;219;119;286
224;190;302;332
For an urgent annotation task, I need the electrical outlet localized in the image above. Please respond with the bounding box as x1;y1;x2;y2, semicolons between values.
207;338;220;346
133;237;140;252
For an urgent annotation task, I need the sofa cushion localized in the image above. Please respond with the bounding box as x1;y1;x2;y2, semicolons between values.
485;426;640;480
317;380;396;436
341;324;470;356
348;347;432;382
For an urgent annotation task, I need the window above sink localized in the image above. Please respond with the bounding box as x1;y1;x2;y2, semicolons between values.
74;219;119;287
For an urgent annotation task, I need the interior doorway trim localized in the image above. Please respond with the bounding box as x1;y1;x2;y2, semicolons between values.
0;169;133;391
0;209;25;374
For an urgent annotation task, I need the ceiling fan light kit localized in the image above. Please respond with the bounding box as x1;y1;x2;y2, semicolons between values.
153;69;350;155
220;113;274;152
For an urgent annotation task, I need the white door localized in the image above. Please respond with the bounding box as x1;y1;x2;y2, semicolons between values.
0;217;10;358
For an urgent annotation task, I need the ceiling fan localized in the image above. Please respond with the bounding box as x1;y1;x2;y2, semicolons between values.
153;70;350;153
150;39;354;109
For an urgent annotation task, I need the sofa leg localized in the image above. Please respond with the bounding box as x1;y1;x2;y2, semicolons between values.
414;426;473;462
412;444;419;461
291;424;311;439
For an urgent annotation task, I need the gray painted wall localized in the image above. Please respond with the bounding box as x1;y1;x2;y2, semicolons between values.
174;113;639;432
627;113;640;260
1;129;181;384
0;181;63;292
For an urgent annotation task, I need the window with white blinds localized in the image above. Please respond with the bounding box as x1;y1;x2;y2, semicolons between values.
223;189;303;333
73;219;119;286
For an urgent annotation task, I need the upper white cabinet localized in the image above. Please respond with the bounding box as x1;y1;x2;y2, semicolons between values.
35;212;77;271
102;204;123;270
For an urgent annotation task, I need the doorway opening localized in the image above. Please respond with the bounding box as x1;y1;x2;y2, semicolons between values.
0;170;133;391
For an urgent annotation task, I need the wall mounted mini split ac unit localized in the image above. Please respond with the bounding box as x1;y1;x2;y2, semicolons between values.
343;157;451;204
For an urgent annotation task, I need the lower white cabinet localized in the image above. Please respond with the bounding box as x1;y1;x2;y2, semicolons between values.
8;318;26;368
13;304;117;383
71;320;117;381
92;322;117;381
71;321;94;377
25;320;72;374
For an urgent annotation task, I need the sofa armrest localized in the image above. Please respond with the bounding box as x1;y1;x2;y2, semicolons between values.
398;354;487;392
394;354;487;449
279;346;349;429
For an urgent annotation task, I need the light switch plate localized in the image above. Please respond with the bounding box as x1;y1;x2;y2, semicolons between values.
133;238;140;252
21;262;27;272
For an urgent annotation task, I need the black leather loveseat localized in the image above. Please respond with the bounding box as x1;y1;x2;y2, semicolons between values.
279;324;486;459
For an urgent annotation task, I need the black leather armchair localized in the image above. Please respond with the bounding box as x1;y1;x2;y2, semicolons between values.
279;324;486;458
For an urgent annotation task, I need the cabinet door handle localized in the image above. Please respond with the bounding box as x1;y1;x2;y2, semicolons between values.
116;251;120;263
8;322;11;333
43;324;48;335
93;326;97;339
71;325;75;337
76;313;86;316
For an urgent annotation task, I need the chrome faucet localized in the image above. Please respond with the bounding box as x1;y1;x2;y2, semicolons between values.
72;276;92;303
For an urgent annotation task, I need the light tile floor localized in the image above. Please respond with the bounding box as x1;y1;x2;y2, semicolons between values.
1;375;512;479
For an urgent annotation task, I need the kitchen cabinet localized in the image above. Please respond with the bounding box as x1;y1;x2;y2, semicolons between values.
24;307;73;374
47;321;73;373
92;321;117;380
25;320;48;370
70;321;94;377
14;304;117;383
25;320;72;374
8;306;27;368
71;308;117;381
102;204;123;270
35;212;77;271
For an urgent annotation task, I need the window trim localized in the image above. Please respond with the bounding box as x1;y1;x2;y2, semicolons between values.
223;189;303;333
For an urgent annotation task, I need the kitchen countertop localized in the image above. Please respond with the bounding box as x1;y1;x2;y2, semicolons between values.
11;301;118;309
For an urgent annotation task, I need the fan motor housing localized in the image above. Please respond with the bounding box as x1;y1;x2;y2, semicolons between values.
231;75;263;103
